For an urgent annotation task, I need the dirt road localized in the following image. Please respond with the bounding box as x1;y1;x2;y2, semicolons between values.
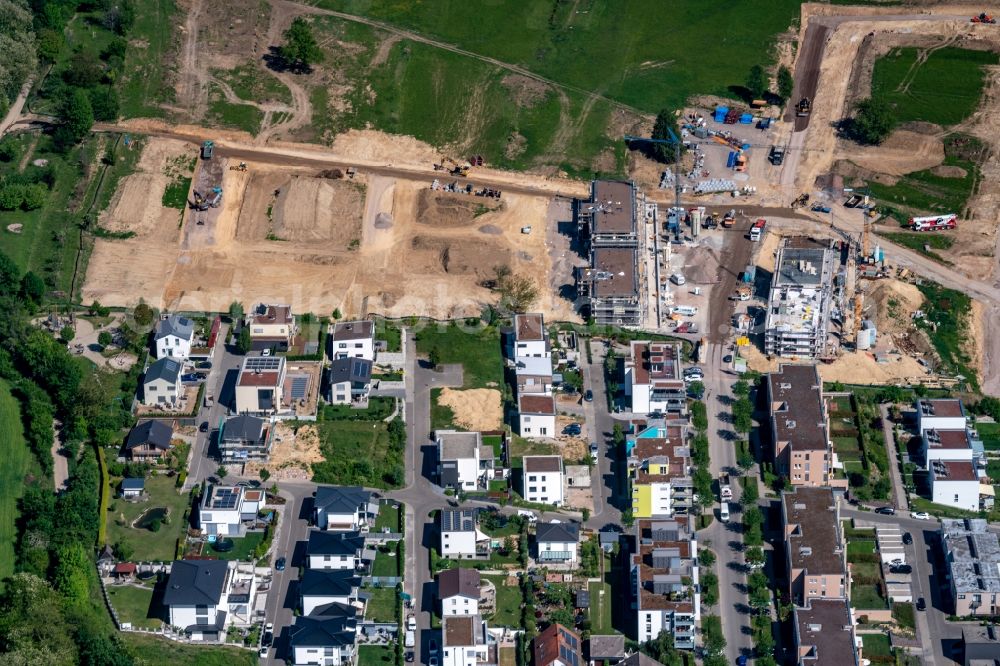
0;77;33;138
785;23;830;131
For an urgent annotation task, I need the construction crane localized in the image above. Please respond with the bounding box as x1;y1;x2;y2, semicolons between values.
624;130;683;235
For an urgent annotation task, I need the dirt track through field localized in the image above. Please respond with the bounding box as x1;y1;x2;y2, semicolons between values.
785;23;830;131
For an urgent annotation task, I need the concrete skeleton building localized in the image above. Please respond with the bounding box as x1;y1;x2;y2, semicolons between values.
781;487;847;606
575;181;642;327
941;519;1000;617
767;364;844;488
764;238;838;359
628;424;692;519
625;341;687;416
631;518;700;649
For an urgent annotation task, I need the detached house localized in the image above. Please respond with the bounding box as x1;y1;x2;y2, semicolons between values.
439;567;481;616
125;420;174;461
313;486;374;531
198;485;263;536
514;356;554;396
219;415;271;463
439;509;490;560
142;357;183;407
163;560;257;640
300;569;361;616
234;356;286;415
624;341;687;417
154;314;194;360
512;313;549;359
438;431;485;490
533;624;582;666
522;455;564;506
289;605;359;666
535;521;580;566
307;530;367;570
330;320;375;361
517;394;556;438
442;615;491;666
246;304;295;351
325;357;373;406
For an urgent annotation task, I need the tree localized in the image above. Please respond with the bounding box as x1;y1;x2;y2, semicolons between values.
852;97;897;145
216;465;228;480
21;183;47;210
260;468;271;482
645;108;682;164
0;184;23;210
98;331;112;347
746;545;765;570
746;64;768;99
737;447;756;472
279;17;323;71
113;538;134;561
237;326;252;354
701;572;719;605
20;271;45;305
687;380;705;400
228;300;244;322
332;308;342;320
59;325;75;344
132;301;154;326
698;548;716;568
777;65;794;101
59;87;95;145
88;87;119;121
427;346;441;368
493;264;538;313
53;543;90;607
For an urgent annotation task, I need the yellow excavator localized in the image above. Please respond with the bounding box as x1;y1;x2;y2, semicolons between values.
433;157;470;177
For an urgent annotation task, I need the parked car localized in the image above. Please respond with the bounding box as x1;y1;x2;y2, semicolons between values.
407;615;416;631
261;627;273;647
902;532;913;545
429;658;438;666
589;442;599;461
275;557;286;571
180;373;201;383
428;640;438;656
563;423;582;436
258;645;268;657
584;389;594;402
916;597;926;611
684;373;704;384
889;564;913;575
199;421;209;432
911;511;931;520
405;652;414;663
196;361;213;369
875;507;895;515
684;366;703;376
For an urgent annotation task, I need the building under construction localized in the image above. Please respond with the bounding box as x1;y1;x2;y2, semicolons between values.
764;238;838;359
575;180;642;326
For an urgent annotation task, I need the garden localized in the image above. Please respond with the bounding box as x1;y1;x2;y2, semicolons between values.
105;474;195;562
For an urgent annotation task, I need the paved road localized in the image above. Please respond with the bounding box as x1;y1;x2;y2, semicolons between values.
183;324;236;489
580;339;623;528
879;404;909;511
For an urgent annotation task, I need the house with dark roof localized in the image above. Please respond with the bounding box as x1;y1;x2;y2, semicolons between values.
533;623;582;666
793;598;861;666
330;320;375;361
246;304;296;351
142;357;182;406
617;653;667;666
219;414;271;463
125;420;174;461
518;394;556;438
120;477;145;498
781;487;846;606
300;569;361;616
439;508;490;559
163;560;258;639
587;635;625;664
290;608;359;665
324;357;373;406
535;522;580;566
154;314;194;360
313;486;374;531
307;530;367;571
442;615;491;666
438;568;481;617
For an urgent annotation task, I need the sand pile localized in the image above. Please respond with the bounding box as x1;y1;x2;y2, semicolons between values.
437;388;502;431
819;351;929;385
863;279;924;336
246;422;324;481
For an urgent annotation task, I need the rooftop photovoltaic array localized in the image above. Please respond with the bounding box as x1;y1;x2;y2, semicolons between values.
244;356;283;371
290;376;309;399
209;486;240;509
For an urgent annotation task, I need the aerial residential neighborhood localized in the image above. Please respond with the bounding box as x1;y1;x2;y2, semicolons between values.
4;1;1000;665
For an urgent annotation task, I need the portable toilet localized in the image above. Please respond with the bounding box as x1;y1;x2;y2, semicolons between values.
714;106;729;123
726;151;737;169
740;113;753;124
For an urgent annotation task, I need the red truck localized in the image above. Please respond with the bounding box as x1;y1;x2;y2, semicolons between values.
909;214;957;231
749;218;766;241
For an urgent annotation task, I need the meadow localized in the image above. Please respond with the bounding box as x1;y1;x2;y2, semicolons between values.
0;380;32;581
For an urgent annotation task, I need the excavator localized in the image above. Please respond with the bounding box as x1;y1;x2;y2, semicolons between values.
972;12;997;23
796;97;812;117
433;157;470;177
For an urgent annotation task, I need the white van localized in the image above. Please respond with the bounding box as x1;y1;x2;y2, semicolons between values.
672;305;698;317
404;630;415;648
719;502;730;522
671;273;686;286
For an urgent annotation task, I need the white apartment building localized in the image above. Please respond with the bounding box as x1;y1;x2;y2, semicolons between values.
522;455;564;506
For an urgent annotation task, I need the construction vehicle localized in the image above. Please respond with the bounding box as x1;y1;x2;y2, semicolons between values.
201;140;214;159
208;187;222;208
768;145;785;165
791;193;810;208
796;98;812;117
468;154;484;166
190;190;209;211
734;153;748;172
749;218;766;242
229;161;247;171
722;209;736;228
811;203;832;214
844;194;863;208
730;285;752;301
910;214;957;231
433;158;470;177
972;12;997;23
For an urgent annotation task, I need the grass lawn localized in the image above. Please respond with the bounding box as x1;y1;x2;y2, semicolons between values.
119;0;178;118
207;85;264;135
915;282;978;391
372;548;400;578
832;435;862;454
847;540;876;560
312;417;404;488
589;580;614;634
122;634;258;666
893;602;916;631
321;396;396;422
375;319;403;353
483;434;503;459
0;380;34;581
861;633;893;658
374;501;402;532
828;396;854;415
483;575;524;627
105;475;192;562
431;388;460;431
878;231;955;265
415;323;503;389
364;586;399;623
358;645;396;666
107;584;161;630
211;531;265;561
872;47;998;127
976;422;1000;450
852;584;888;610
499;647;516;666
509;435;557;459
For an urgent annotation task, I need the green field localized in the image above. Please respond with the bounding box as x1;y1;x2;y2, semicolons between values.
364;586;399;622
861;633;893;657
214;62;292;106
207;84;265;135
119;0;179;117
0;380;32;580
122;634;259;666
313;418;405;488
872;47;999;127
878;231;954;264
105;475;193;562
915;282;977;390
359;645;396;666
977;422;1000;451
415;323;503;388
589;580;614;634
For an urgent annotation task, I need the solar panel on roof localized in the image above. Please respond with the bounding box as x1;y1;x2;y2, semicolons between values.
291;376;309;399
211;487;240;509
244;356;283;371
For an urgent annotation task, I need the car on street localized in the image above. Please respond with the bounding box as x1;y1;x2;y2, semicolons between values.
258;645;268;657
428;640;438;656
407;615;416;631
261;625;273;649
683;366;703;376
903;532;913;545
275;557;286;571
889;564;913;575
429;658;438;666
723;355;733;364
199;421;209;432
875;507;895;515
916;597;926;611
911;511;931;520
584;389;594;402
684;372;704;384
196;361;213;369
405;652;414;662
589;442;599;461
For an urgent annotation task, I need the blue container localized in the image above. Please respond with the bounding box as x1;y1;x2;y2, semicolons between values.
714;106;729;122
726;151;737;169
741;143;751;151
739;113;753;124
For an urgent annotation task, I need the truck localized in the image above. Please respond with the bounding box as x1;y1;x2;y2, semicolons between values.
796;97;812;117
749;218;766;242
722;209;736;228
768;145;785;165
720;474;733;501
404;630;415;649
697;337;708;364
909;213;957;232
201;140;214;159
671;305;698;317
